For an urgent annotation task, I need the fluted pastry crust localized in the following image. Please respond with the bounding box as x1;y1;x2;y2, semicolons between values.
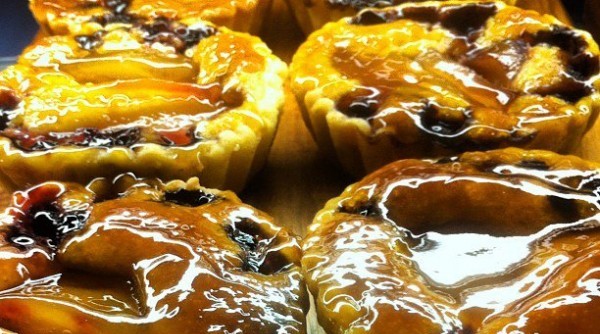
30;0;271;35
290;0;600;176
304;148;600;334
0;19;287;191
0;176;308;333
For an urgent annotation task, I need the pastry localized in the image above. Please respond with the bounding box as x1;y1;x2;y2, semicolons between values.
290;0;600;176
0;18;286;191
286;0;574;35
0;176;308;333
303;148;600;333
30;0;271;35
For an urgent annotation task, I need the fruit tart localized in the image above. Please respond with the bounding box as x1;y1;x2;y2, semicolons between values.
290;0;600;176
285;0;575;35
30;0;271;35
0;175;308;333
0;18;286;191
303;148;600;334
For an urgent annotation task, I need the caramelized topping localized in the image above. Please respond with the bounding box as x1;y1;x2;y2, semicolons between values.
80;0;220;53
0;178;307;333
463;39;528;87
304;149;600;334
227;218;290;275
326;0;395;10
90;0;133;25
524;25;599;101
3;127;142;151
352;2;498;34
336;87;382;119
292;1;600;159
6;184;90;250
140;18;217;53
163;189;217;207
439;3;497;36
74;31;105;50
419;101;470;137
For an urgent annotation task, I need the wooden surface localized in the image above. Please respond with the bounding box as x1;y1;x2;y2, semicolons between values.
242;0;353;238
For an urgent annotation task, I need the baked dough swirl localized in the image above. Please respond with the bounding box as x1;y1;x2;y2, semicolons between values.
0;18;286;191
290;1;600;176
303;148;600;334
0;176;308;333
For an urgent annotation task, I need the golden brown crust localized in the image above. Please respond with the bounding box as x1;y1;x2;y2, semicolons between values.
0;176;308;333
290;1;600;176
304;148;600;334
0;18;287;191
30;0;271;35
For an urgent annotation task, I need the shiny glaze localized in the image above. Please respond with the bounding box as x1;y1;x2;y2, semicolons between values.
0;12;283;191
290;1;600;175
0;176;308;333
321;0;513;10
0;21;259;150
30;0;263;34
291;0;518;34
303;148;600;333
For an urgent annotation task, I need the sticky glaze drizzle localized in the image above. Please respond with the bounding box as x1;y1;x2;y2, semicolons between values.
304;149;600;334
0;178;307;333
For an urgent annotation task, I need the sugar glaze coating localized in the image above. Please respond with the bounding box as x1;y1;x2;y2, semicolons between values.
30;0;271;34
290;1;600;176
304;148;600;333
0;176;308;333
0;17;286;191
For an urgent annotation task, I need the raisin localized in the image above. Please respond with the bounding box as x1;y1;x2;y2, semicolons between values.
439;3;497;37
517;159;550;171
75;31;105;51
164;189;217;207
7;188;89;250
140;18;217;53
419;101;469;137
226;219;289;275
337;87;381;119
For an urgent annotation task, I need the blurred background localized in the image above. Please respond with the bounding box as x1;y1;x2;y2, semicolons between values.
0;1;38;58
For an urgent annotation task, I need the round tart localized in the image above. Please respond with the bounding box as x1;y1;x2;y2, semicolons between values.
303;148;600;334
285;0;574;34
290;0;600;177
287;0;526;34
0;176;308;333
30;0;271;35
0;19;286;191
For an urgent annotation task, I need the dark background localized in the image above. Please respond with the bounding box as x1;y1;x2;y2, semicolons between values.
0;1;38;58
0;0;589;57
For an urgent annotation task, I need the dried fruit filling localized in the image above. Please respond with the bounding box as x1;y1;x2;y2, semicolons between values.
331;2;599;149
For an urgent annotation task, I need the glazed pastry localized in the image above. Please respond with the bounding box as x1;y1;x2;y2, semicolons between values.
285;0;575;34
0;175;308;333
303;148;600;334
30;0;271;35
290;1;600;176
0;18;286;191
